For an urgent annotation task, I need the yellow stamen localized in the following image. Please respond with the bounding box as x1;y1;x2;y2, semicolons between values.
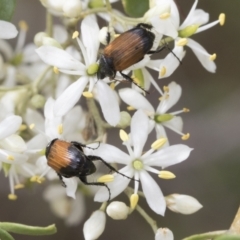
151;138;167;150
82;91;93;98
160;12;170;19
8;194;17;200
14;184;24;189
119;129;129;142
110;82;115;90
29;123;35;130
183;108;190;112
72;31;79;39
53;66;59;74
182;133;190;140
37;177;45;183
219;13;225;26
7;155;14;161
18;20;28;31
163;85;169;93
159;170;176;179
159;66;166;77
30;176;38;182
127;105;135;111
114;34;120;38
97;174;114;183
57;124;63;135
19;124;27;131
130;194;139;210
209;53;217;61
176;38;188;46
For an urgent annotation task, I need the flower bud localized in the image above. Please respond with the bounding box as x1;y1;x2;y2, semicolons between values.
117;111;131;129
106;201;129;220
30;94;46;109
165;194;203;214
42;37;62;48
155;228;174;240
34;32;50;47
62;0;82;18
83;210;106;240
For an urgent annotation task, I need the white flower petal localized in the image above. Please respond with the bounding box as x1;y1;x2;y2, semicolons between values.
119;88;154;114
27;133;48;150
144;144;193;168
25;108;45;132
88;143;131;165
0;134;26;152
187;38;216;73
81;15;99;63
54;77;88;117
95;81;120;126
155;124;169;147
0;115;22;140
140;170;166;215
131;110;149;157
94;166;133;202
36;46;85;71
162;116;183;133
155;228;174;240
0;20;18;39
157;81;182;113
44;97;55;119
64;177;78;199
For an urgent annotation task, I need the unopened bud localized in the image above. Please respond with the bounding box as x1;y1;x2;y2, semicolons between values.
155;228;174;240
30;94;46;109
62;0;82;18
107;201;129;220
117;111;131;129
42;37;62;48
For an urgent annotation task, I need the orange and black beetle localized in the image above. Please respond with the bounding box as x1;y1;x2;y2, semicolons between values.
97;23;162;91
45;139;133;200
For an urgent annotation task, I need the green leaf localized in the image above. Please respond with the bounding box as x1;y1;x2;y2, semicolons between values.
0;228;14;240
0;0;16;21
121;0;149;18
215;235;240;240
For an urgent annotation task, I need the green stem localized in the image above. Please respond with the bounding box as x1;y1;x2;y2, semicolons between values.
32;66;52;92
182;230;227;240
0;223;57;236
135;205;158;234
0;228;14;240
46;11;53;37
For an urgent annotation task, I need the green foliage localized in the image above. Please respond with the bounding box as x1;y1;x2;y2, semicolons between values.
216;236;240;240
0;0;16;21
121;0;149;17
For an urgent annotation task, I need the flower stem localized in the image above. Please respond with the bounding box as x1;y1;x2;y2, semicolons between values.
182;230;226;240
0;228;14;240
46;10;53;37
0;223;57;236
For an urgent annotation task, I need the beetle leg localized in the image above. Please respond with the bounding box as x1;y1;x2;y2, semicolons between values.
147;46;165;54
79;175;111;201
87;155;138;182
120;72;149;94
136;23;152;30
57;173;66;187
71;141;100;151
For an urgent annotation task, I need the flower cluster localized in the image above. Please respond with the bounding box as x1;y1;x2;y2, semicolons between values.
0;0;225;239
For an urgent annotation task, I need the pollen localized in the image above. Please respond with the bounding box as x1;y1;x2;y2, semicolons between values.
219;13;225;26
82;91;93;98
97;174;114;183
127;105;135;111
176;38;188;46
30;176;38;182
158;170;176;179
14;184;24;189
37;177;45;183
110;82;115;90
119;129;129;142
182;133;190;140
19;124;27;131
53;66;59;74
29;123;35;130
130;193;139;210
159;66;166;77
18;20;28;31
57;124;63;134
151;138;167;150
163;85;169;92
209;53;217;61
132;159;143;170
160;12;170;19
183;108;190;112
7;155;14;161
72;31;79;39
8;193;17;200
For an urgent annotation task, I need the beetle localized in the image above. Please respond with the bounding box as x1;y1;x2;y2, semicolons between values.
97;23;164;92
45;139;133;201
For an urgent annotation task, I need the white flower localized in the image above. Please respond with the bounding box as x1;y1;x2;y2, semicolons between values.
0;20;18;39
36;15;120;126
165;194;203;214
91;109;193;215
43;184;86;226
155;228;174;240
119;82;189;146
106;201;129;220
83;210;106;240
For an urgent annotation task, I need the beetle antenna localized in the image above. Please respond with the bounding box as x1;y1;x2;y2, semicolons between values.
163;40;182;64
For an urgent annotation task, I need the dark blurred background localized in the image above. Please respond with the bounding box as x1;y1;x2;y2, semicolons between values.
1;0;240;239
